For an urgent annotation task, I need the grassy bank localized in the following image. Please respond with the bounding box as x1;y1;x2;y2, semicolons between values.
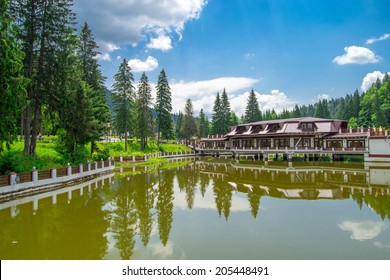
0;139;192;175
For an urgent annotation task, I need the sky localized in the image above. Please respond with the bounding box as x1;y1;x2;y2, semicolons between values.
73;0;390;117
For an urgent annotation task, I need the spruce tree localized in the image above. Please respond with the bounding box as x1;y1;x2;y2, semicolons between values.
13;0;77;156
135;72;153;151
220;88;232;133
111;59;135;152
175;111;184;140
155;69;173;143
79;22;110;154
181;99;197;142
244;89;262;123
211;92;223;134
198;108;209;138
292;104;301;118
0;0;28;151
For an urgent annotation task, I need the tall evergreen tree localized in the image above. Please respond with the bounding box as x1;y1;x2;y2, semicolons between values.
211;92;223;134
314;99;330;119
220;88;231;132
292;104;301;118
198;108;209;138
181;99;197;142
244;89;262;123
13;0;77;156
135;72;153;151
0;0;28;152
155;69;173;143
111;59;135;152
175;111;184;140
78;21;110;155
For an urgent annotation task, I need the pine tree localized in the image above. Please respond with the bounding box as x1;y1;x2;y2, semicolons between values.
155;69;173;143
292;104;301;118
13;0;77;156
0;0;28;151
220;89;232;132
211;92;223;134
79;22;110;155
175;111;184;140
111;59;135;152
198;108;209;138
181;99;197;142
244;89;262;123
135;72;153;151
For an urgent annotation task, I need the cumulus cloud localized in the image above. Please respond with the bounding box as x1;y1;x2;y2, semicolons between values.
333;46;381;65
338;221;387;241
229;89;295;118
366;33;390;44
74;0;207;52
361;71;388;92
128;56;159;72
146;34;173;51
169;77;260;114
95;53;112;61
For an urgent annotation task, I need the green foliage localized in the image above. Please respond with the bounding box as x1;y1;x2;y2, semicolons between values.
54;129;89;165
211;90;232;135
92;144;110;161
198;108;209;138
155;69;174;142
175;111;184;139
111;58;135;152
0;147;62;175
181;99;197;140
0;0;28;152
244;89;262;123
135;72;154;150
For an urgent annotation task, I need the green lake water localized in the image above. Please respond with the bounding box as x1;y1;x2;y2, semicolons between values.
1;159;390;260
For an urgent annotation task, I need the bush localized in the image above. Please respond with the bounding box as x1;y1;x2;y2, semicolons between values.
92;145;110;162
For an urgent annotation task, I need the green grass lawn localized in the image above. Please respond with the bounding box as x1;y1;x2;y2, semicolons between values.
1;138;192;175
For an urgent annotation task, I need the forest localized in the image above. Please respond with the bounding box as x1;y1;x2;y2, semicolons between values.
1;0;389;164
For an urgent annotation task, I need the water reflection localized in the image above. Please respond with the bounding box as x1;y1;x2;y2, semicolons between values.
0;160;390;259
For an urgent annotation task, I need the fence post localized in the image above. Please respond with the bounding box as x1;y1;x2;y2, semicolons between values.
32;167;38;183
87;161;91;172
144;155;147;161
50;168;57;179
78;164;83;173
94;161;98;171
9;172;16;185
132;155;135;163
101;159;104;169
119;154;123;163
108;157;112;167
66;164;72;176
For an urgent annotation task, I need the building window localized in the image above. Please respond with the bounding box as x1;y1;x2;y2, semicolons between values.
301;123;314;131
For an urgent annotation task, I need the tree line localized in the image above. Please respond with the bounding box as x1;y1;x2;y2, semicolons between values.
187;74;390;139
1;0;389;159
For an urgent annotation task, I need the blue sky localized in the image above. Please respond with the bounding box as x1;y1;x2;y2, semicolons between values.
74;0;390;116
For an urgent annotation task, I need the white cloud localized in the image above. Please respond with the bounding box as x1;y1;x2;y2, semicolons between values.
146;34;173;51
128;56;159;72
361;71;388;92
170;77;260;114
366;33;390;44
230;89;295;117
95;53;112;61
333;46;381;65
74;0;208;52
338;221;387;241
318;94;330;100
